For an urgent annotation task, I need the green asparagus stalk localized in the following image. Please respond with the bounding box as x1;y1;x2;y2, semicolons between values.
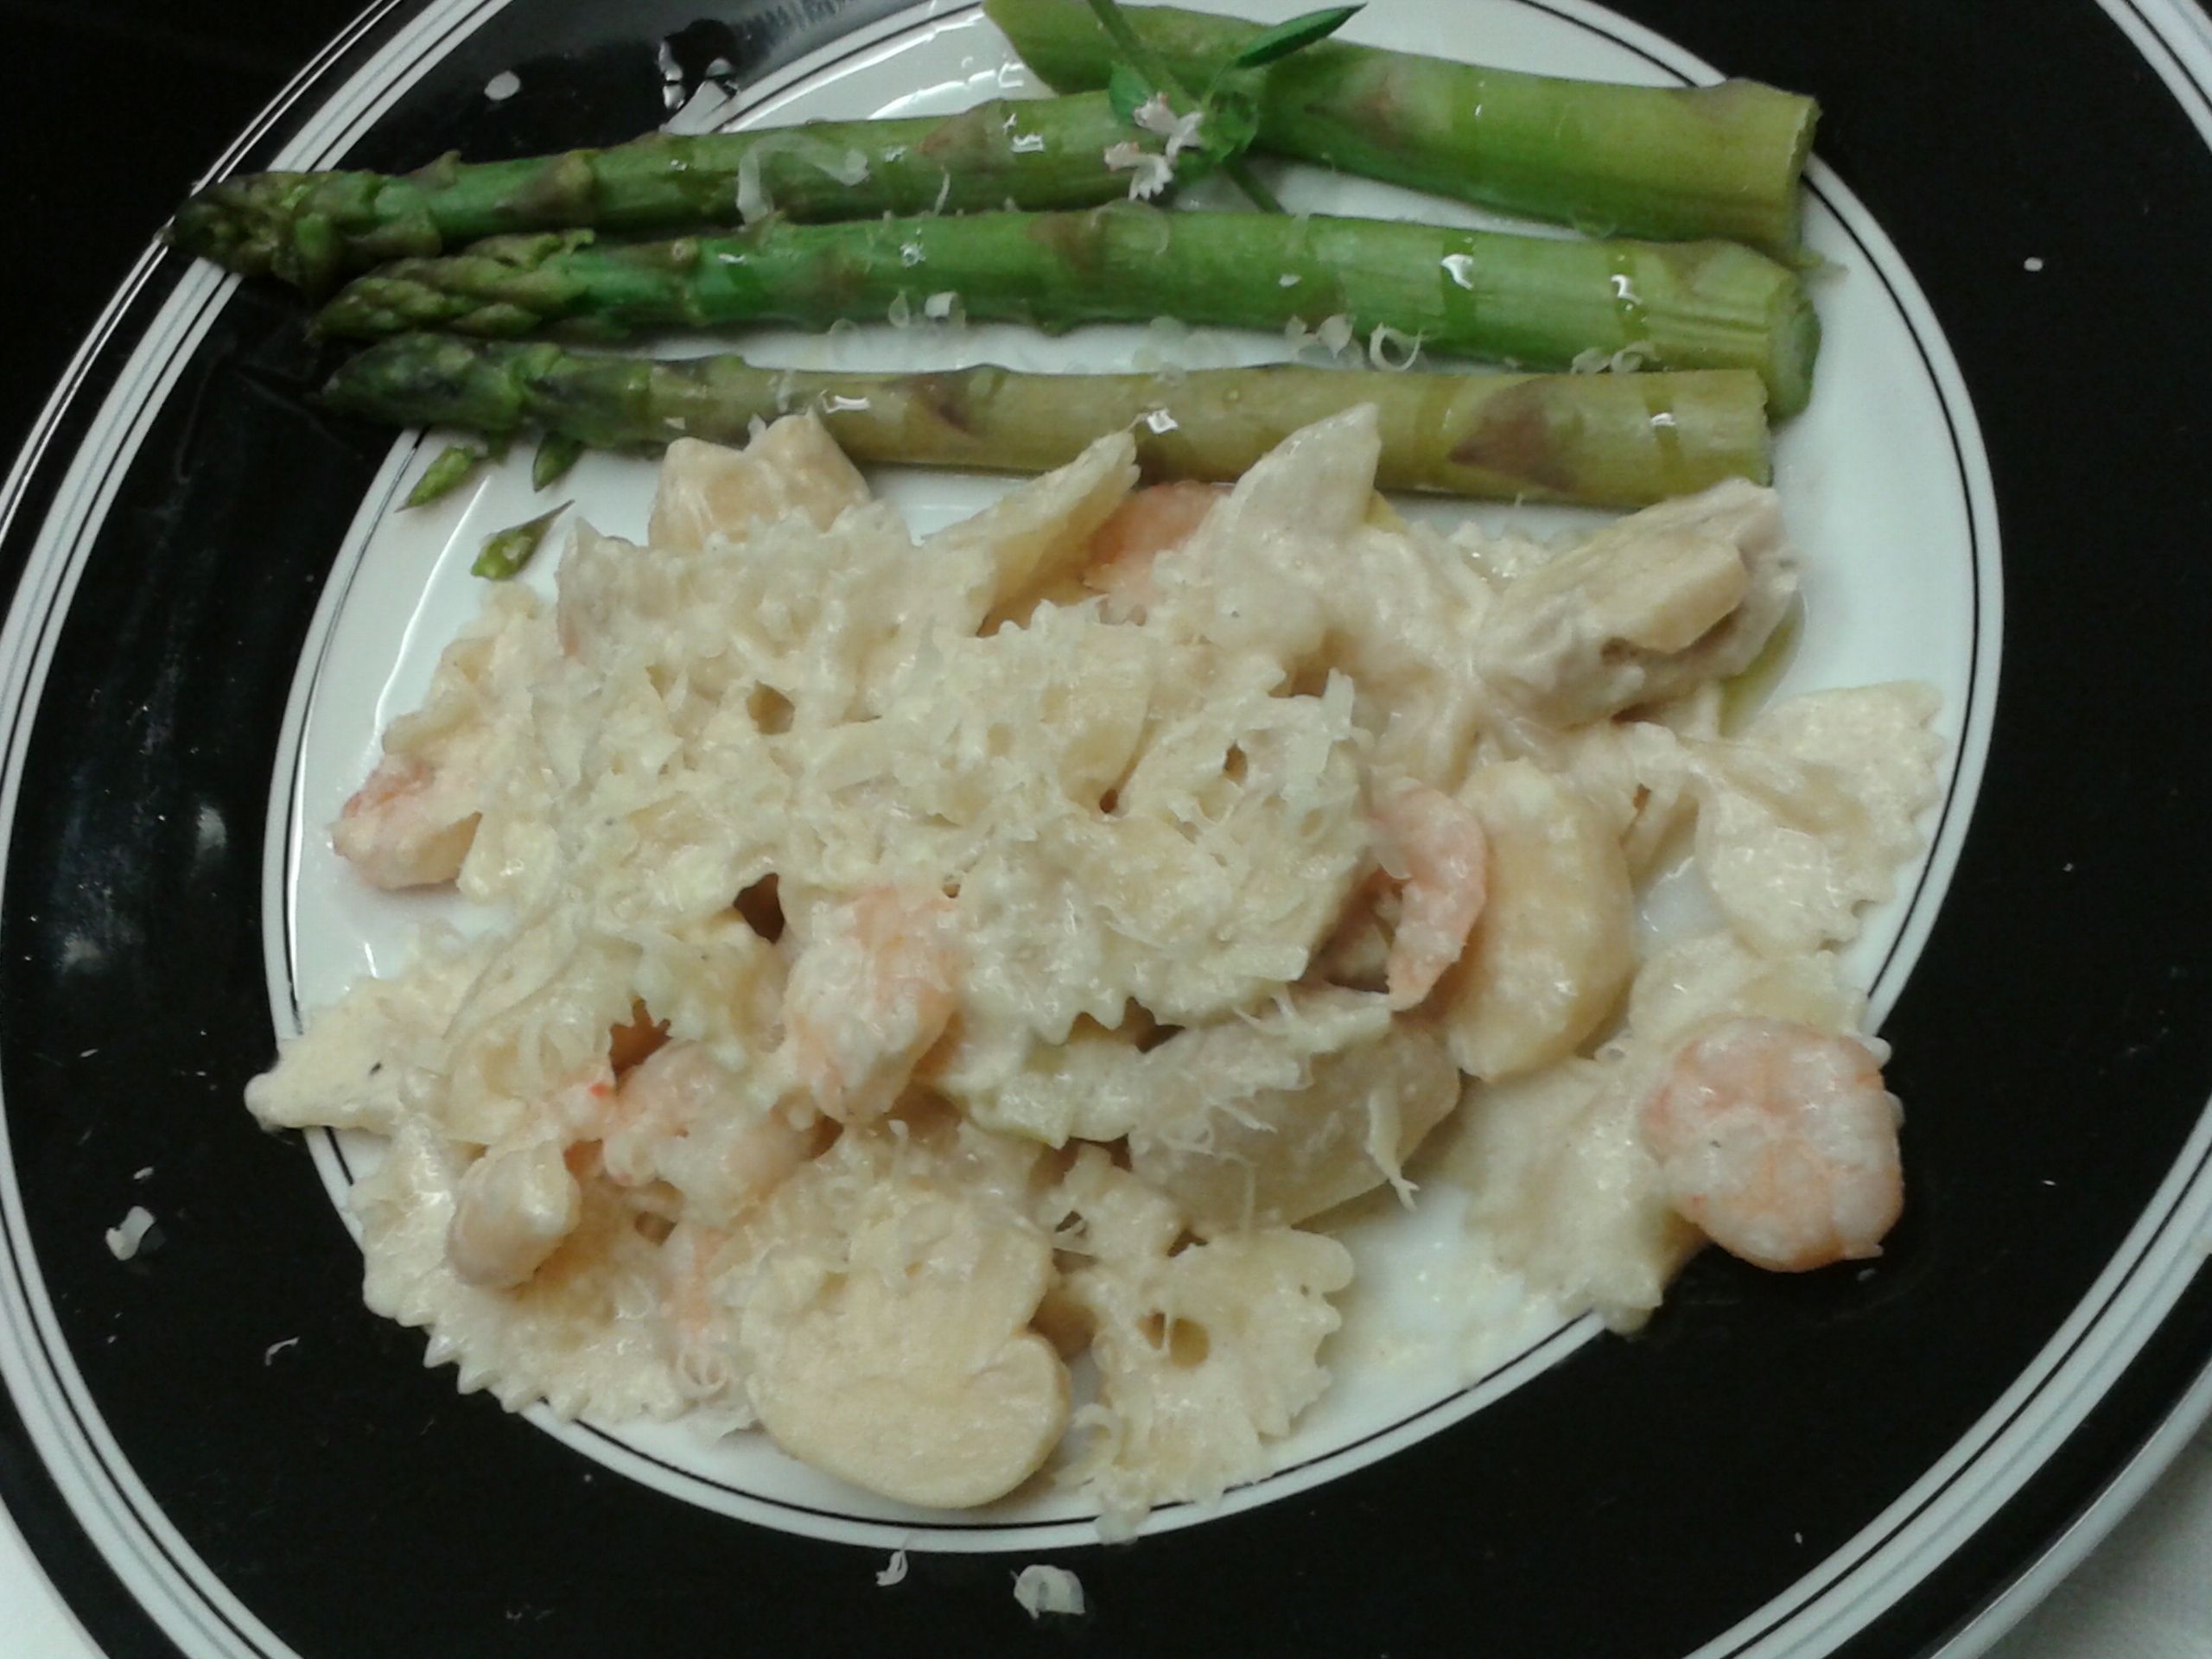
321;333;1770;507
985;0;1819;258
531;430;585;490
168;92;1214;292
317;206;1818;414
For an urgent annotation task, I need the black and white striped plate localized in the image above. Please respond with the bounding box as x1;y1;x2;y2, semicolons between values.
3;2;2210;1654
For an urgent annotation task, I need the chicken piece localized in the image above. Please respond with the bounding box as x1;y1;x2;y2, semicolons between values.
1472;478;1796;728
1128;992;1459;1236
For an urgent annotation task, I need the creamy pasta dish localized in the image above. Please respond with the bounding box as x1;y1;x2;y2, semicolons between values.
249;406;1942;1530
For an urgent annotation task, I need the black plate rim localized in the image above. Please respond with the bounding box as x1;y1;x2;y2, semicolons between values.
3;2;2212;1656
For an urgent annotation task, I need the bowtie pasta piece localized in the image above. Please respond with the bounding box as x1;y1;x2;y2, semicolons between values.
1689;683;1945;956
263;396;1953;1530
922;429;1136;628
1627;929;1866;1049
351;1118;691;1421
333;584;555;891
1048;1150;1352;1535
247;924;497;1137
646;419;872;551
1442;1058;1700;1330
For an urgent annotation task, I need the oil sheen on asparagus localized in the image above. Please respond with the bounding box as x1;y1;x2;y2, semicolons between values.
168;92;1217;291
317;206;1819;414
985;0;1819;257
321;333;1770;506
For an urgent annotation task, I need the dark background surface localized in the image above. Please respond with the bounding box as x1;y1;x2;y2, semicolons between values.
4;3;2212;1659
1;0;359;461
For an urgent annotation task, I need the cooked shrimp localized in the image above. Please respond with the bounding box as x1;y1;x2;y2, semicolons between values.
1372;779;1489;1009
781;887;960;1122
332;753;481;889
1081;481;1225;621
603;1041;823;1214
1637;1017;1903;1273
659;1222;733;1346
446;1135;583;1289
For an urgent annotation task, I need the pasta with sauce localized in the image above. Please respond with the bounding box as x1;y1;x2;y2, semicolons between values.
249;404;1943;1533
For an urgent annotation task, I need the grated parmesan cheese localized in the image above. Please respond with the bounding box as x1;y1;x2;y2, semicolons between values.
1367;322;1424;371
1012;1563;1085;1619
1314;313;1354;355
734;137;871;224
1570;340;1656;375
254;400;1944;1535
105;1206;156;1261
1103;141;1173;201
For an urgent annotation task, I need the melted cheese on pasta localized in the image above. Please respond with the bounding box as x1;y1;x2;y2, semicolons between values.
249;406;1943;1532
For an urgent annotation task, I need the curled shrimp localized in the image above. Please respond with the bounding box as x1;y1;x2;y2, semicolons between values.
1372;779;1489;1009
780;887;960;1122
1637;1017;1903;1273
332;753;480;890
603;1041;824;1214
1081;481;1224;621
658;1222;746;1400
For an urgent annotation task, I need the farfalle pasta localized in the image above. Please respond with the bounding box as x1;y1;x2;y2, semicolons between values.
251;404;1942;1533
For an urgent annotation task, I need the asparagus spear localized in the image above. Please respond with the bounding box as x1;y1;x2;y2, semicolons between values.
168;92;1211;292
531;431;585;490
320;333;1770;507
985;0;1818;258
403;442;482;507
318;207;1818;414
473;503;569;579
